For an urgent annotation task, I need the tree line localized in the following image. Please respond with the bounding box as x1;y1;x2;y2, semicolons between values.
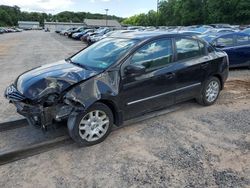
0;5;123;27
122;0;250;26
1;0;250;28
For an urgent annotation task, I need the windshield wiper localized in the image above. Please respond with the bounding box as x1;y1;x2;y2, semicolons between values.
65;57;71;62
65;58;91;70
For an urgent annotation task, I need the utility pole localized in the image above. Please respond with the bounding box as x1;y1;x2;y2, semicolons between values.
157;0;159;27
157;0;159;13
105;9;109;27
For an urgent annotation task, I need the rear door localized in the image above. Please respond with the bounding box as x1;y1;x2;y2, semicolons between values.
120;38;176;120
173;37;208;102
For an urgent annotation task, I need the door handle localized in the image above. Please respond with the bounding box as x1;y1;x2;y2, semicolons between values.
165;72;175;79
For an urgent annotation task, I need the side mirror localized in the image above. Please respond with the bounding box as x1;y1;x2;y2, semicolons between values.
124;64;146;75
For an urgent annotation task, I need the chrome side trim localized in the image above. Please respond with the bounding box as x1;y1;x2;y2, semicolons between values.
127;82;201;106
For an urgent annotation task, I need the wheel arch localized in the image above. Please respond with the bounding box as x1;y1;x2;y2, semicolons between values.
97;99;123;126
212;74;223;90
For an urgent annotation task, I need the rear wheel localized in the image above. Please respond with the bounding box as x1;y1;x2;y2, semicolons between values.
67;103;113;146
196;77;221;106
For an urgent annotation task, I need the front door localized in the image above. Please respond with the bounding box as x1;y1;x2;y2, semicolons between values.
119;38;176;120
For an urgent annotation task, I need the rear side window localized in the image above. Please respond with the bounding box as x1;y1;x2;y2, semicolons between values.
236;35;249;45
176;38;201;61
216;36;234;47
131;38;173;70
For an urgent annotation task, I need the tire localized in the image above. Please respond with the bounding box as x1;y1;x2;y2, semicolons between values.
196;77;221;106
67;102;113;146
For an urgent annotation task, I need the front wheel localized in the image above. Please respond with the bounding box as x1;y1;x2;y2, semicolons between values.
67;103;113;146
196;77;221;106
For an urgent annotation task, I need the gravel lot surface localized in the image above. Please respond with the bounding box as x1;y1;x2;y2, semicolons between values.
0;31;249;188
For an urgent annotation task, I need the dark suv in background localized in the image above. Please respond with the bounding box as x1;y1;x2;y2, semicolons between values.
5;32;229;146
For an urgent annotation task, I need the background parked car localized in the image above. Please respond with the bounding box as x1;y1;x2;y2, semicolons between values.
210;23;233;29
99;30;135;40
242;28;250;35
87;28;111;44
68;26;87;38
81;28;105;42
0;28;4;34
6;28;16;32
60;27;77;36
202;32;250;68
15;28;23;32
55;29;63;33
180;25;213;33
72;29;95;40
178;31;202;36
80;31;95;42
203;28;235;35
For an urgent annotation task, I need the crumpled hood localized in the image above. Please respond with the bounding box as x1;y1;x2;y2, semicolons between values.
16;60;99;100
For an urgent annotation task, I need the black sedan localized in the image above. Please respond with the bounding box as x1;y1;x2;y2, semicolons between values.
5;32;229;146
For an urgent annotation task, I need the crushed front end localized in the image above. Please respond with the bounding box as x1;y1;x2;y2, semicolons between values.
5;84;73;130
4;60;101;130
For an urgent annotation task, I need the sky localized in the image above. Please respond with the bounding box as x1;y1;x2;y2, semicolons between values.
1;0;158;17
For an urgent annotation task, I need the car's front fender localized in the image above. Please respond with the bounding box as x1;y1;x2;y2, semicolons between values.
64;71;120;110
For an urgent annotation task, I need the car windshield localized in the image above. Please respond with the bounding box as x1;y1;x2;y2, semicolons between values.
70;37;138;70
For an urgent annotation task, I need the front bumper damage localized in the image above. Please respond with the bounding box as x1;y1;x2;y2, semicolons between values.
5;70;121;130
5;84;73;130
13;102;73;129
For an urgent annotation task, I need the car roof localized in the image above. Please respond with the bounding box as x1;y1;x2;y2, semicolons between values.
109;31;201;40
201;32;250;42
243;28;250;31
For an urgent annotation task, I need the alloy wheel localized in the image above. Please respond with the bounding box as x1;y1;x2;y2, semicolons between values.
78;110;109;142
205;80;220;103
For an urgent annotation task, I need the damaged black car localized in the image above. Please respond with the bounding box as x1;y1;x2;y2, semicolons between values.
5;32;229;146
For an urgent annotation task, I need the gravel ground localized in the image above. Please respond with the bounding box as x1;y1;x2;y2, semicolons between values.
0;31;249;188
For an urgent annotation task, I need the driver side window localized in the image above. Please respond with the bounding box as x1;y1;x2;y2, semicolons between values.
131;39;173;71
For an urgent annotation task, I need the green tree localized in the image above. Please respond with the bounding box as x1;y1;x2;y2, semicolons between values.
235;0;250;24
0;5;123;26
147;10;158;26
1;1;250;27
178;0;204;25
0;9;13;26
158;0;178;25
